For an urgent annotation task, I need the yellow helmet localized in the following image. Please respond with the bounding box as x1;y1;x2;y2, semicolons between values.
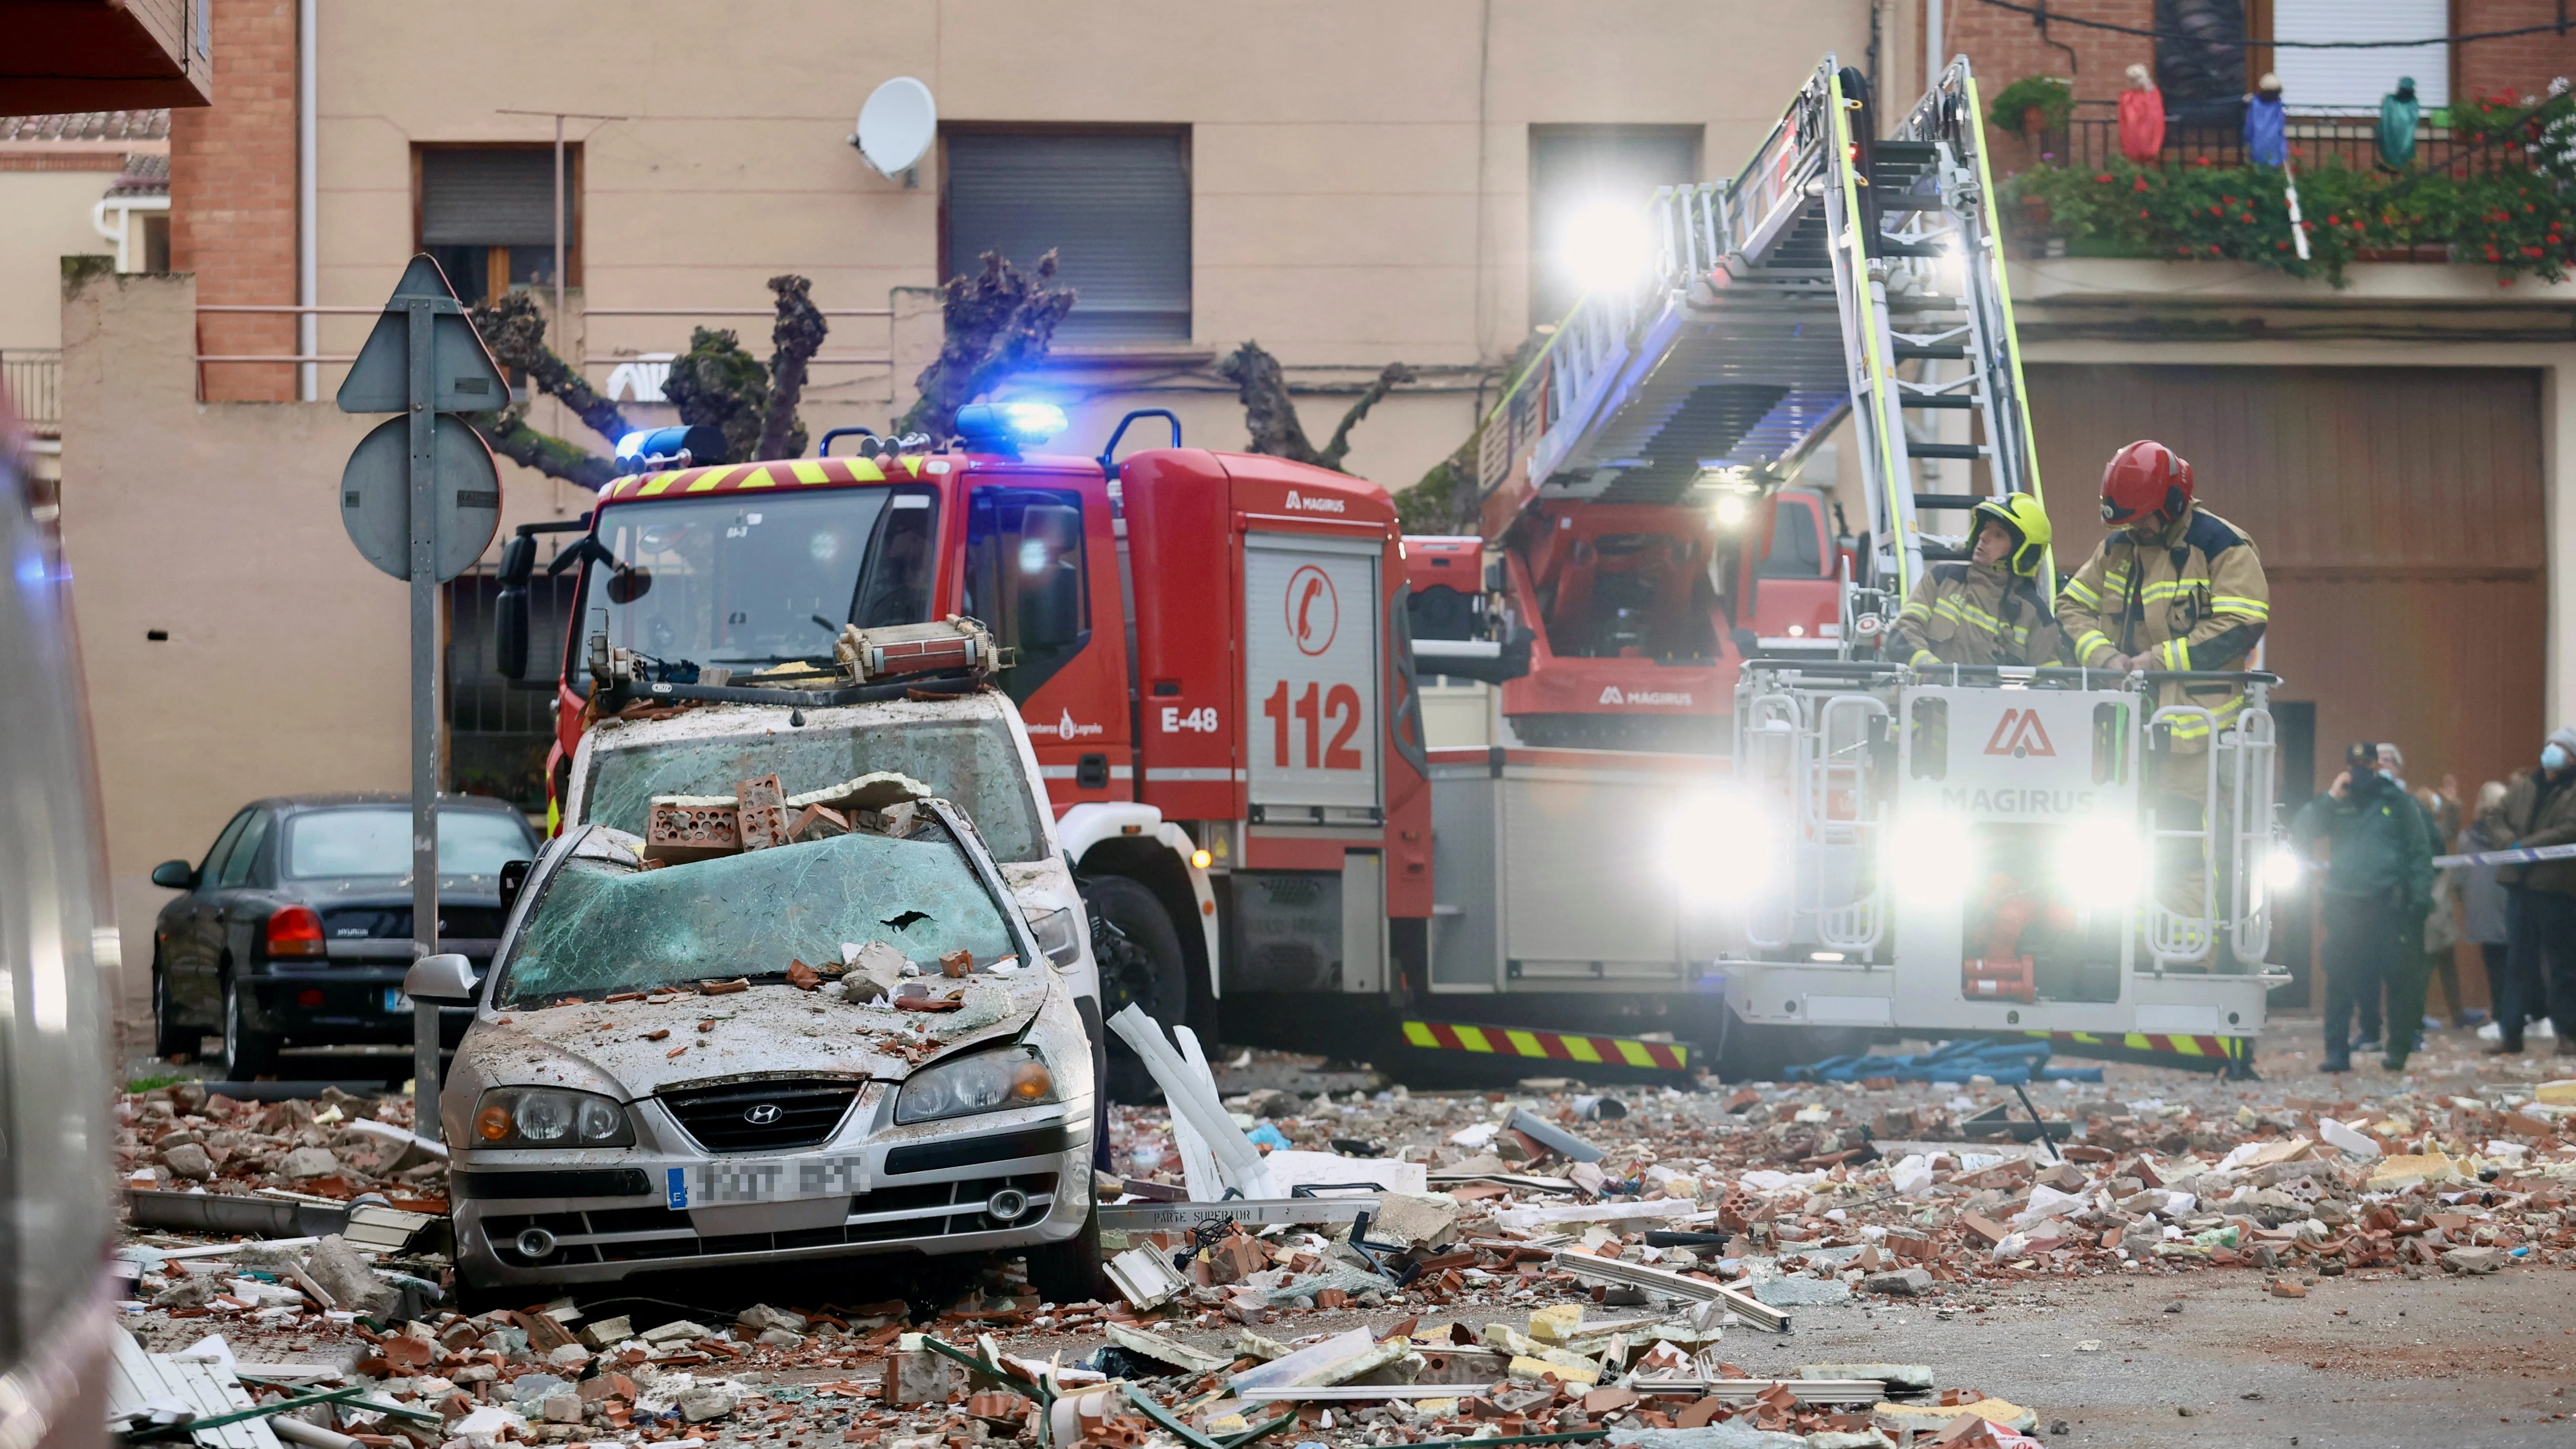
1970;493;2052;577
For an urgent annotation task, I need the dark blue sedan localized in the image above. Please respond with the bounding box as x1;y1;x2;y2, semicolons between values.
149;793;538;1079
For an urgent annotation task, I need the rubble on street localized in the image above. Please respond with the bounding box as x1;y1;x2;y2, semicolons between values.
111;1036;2576;1449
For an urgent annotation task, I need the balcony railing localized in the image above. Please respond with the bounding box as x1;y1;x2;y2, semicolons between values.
2;350;61;432
2028;106;2537;179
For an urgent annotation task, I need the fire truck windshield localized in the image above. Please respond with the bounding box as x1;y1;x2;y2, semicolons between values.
578;486;937;670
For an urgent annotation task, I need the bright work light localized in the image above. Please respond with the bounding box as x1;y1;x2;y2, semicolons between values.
1664;787;1777;906
1563;199;1655;296
1890;811;1973;905
2059;815;2142;909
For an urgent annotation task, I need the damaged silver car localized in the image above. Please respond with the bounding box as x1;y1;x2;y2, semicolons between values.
440;794;1099;1303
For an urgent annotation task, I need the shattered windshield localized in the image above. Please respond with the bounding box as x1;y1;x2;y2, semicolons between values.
579;487;938;669
582;716;1047;862
495;828;1015;1007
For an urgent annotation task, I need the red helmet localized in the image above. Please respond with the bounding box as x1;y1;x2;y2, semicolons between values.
2100;440;2192;526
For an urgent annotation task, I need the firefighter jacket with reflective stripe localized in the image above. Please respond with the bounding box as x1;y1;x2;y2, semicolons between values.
2053;504;2269;753
2291;775;2433;909
1887;560;2064;668
2484;769;2576;894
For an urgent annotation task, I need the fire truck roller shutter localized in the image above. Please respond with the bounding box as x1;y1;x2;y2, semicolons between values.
1243;533;1383;822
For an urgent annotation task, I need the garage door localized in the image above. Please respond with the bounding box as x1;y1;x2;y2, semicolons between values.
2026;365;2546;800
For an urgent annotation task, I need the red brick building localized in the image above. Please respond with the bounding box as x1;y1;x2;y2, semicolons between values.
169;0;294;402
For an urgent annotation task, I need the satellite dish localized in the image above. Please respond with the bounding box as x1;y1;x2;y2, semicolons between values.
852;77;936;178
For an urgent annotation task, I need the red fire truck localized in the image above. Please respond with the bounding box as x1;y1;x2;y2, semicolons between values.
499;408;1746;1083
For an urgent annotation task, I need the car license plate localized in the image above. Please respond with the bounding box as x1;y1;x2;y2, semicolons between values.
666;1155;869;1209
384;988;411;1012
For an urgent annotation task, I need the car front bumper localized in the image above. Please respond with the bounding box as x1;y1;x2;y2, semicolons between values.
451;1101;1092;1287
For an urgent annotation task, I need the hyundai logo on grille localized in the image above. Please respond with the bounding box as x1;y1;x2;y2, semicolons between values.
742;1102;784;1126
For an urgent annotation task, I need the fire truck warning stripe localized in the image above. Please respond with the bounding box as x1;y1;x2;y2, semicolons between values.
605;456;902;499
2026;1030;2250;1060
1400;1020;1688;1071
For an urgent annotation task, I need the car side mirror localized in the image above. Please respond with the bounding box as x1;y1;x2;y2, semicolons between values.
150;860;195;890
403;952;479;1004
498;858;533;913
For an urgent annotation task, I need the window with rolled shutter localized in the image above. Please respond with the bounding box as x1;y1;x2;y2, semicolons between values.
943;131;1190;345
416;147;576;305
2271;0;2450;113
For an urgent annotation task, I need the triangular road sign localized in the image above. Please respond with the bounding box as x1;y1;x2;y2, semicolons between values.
335;253;510;414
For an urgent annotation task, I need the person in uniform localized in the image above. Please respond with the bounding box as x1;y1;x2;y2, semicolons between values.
1886;494;2063;668
2055;440;2270;947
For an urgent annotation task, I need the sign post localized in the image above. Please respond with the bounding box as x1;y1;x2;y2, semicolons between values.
336;255;506;1142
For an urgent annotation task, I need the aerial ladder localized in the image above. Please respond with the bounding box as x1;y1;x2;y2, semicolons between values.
1462;57;2281;1072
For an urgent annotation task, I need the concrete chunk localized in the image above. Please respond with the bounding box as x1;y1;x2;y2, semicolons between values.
303;1234;400;1321
2441;1246;2503;1275
1369;1191;1461;1250
1862;1268;1933;1296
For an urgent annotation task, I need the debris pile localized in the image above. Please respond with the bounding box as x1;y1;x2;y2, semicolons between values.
119;1081;447;1207
108;1052;2576;1449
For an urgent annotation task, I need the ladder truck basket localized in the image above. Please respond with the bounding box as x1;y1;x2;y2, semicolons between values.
1706;661;2285;1046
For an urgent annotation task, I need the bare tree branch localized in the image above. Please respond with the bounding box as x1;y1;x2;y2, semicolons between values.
1317;361;1418;472
1220;342;1414;474
470;293;632;444
470;407;619;489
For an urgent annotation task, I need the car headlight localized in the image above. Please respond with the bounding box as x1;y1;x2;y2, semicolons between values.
895;1044;1056;1126
1026;906;1084;967
471;1087;635;1147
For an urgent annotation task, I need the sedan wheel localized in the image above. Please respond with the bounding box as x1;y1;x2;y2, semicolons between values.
220;977;280;1081
152;963;197;1062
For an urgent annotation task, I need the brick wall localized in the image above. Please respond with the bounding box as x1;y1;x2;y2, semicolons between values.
1944;0;2154;107
2457;1;2576;104
169;0;296;402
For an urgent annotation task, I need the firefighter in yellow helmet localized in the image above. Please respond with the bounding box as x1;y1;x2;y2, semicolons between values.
1886;494;2064;668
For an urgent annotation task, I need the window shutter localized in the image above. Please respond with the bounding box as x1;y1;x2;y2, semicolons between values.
2272;0;2450;113
420;149;562;247
944;133;1190;345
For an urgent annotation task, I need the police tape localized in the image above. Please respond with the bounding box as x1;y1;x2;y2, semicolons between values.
2429;842;2576;869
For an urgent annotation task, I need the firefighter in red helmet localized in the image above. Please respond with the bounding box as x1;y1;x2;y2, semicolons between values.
2056;440;2271;953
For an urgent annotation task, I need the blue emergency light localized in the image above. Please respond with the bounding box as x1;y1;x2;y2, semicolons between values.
954;401;1067;455
613;424;728;469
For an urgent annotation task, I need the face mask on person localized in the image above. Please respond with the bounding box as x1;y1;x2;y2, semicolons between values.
2546;743;2570;773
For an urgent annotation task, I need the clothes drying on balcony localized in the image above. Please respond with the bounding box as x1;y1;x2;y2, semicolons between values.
2119;67;2164;165
2379;80;2422;168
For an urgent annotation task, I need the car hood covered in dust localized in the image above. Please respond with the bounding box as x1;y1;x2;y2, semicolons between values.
456;968;1063;1102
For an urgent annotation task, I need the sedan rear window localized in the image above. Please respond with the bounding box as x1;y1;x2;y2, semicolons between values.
285;808;537;878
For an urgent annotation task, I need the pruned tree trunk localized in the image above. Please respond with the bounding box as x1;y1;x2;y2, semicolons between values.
756;273;827;461
894;250;1078;439
661;326;769;465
